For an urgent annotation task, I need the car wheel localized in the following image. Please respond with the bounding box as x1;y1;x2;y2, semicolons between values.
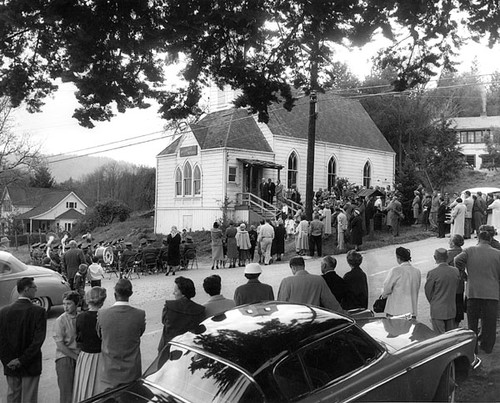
31;297;51;312
433;361;456;402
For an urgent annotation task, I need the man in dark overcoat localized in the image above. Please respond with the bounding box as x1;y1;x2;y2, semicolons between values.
0;277;47;403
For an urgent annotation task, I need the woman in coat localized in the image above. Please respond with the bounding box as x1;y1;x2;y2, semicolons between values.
295;216;309;255
210;222;224;270
225;222;238;268
272;218;287;261
165;226;181;275
447;234;465;327
235;223;252;267
73;287;107;402
382;247;421;318
157;277;205;352
489;194;500;233
342;250;368;310
450;198;466;237
349;209;363;251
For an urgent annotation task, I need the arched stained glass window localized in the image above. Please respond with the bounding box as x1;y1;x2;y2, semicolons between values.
287;152;298;188
363;161;371;188
175;168;182;196
327;157;336;191
193;166;201;195
184;163;192;196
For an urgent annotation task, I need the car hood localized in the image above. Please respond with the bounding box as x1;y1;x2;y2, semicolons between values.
23;264;63;277
357;317;440;352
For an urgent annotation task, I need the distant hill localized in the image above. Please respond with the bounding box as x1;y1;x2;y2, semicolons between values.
47;154;135;183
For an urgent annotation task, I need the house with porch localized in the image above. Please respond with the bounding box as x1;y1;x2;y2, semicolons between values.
0;186;87;235
155;92;395;232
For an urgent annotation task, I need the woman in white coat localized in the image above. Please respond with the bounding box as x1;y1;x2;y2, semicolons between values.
450;198;466;237
488;194;500;233
382;247;421;318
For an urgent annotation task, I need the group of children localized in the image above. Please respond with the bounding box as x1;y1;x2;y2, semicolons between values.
73;256;106;310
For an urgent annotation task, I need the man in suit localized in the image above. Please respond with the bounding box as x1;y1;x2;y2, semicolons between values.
233;263;274;306
0;277;47;403
61;240;86;289
97;279;146;390
455;231;500;353
278;256;344;312
424;248;460;334
321;255;346;305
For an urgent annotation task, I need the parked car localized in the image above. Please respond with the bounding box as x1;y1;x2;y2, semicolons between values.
84;302;480;403
0;251;70;312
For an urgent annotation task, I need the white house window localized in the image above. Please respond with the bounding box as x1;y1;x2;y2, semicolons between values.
66;202;77;209
228;166;237;183
175;168;182;196
183;163;192;196
193;166;201;195
363;161;371;188
327;157;336;191
65;223;72;231
287;152;298;188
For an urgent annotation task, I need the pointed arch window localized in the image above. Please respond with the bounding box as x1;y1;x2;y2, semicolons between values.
287;152;298;188
175;168;182;196
327;157;337;192
183;163;192;196
193;166;201;195
363;161;371;188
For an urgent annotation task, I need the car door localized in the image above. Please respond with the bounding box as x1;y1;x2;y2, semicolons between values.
274;325;416;402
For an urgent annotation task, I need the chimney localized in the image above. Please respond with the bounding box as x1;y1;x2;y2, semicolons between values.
481;84;487;117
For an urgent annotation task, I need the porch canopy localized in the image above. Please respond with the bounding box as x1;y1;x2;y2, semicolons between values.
237;158;283;170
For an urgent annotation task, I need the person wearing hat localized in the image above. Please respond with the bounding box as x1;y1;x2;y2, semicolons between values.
349;209;364;252
385;195;403;237
277;256;343;312
381;247;421;318
62;240;86;290
412;190;421;225
0;236;9;250
235;223;251;267
120;242;137;274
233;263;274;306
455;230;500;354
424;248;460;334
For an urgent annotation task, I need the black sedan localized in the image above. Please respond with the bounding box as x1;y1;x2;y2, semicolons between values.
84;302;480;402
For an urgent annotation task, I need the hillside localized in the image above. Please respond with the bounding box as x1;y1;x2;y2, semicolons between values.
47;154;138;182
442;168;500;194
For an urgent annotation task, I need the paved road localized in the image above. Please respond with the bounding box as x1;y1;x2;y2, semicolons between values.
0;235;479;402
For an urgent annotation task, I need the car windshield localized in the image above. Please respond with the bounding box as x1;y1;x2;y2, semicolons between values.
144;344;264;403
0;252;27;275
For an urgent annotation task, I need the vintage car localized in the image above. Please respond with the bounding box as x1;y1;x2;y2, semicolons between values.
0;251;70;312
84;302;480;402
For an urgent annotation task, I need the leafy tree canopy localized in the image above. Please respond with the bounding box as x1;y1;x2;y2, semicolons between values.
1;0;499;127
29;164;55;188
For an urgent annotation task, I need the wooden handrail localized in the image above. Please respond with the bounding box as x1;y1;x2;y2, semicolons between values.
236;193;280;219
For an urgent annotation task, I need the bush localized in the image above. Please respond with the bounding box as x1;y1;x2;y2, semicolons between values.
74;198;131;233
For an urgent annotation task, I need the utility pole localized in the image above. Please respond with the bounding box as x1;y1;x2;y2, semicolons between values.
305;41;319;221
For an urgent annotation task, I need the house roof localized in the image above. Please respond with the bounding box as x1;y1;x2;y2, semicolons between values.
451;115;500;130
8;186;83;220
189;108;273;152
55;209;84;220
267;94;394;153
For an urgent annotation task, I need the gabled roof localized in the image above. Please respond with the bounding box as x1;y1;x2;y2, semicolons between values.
267;94;394;153
451;115;500;130
157;136;183;156
55;209;84;220
7;186;84;220
6;186;65;207
190;108;273;152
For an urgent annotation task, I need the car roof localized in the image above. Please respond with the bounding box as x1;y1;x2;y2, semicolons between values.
172;302;353;374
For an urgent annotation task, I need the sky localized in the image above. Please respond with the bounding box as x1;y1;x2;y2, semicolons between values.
10;36;500;170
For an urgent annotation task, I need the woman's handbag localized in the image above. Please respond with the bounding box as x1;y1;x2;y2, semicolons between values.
373;295;387;313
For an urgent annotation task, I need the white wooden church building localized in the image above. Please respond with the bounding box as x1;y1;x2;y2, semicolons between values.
154;90;395;232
